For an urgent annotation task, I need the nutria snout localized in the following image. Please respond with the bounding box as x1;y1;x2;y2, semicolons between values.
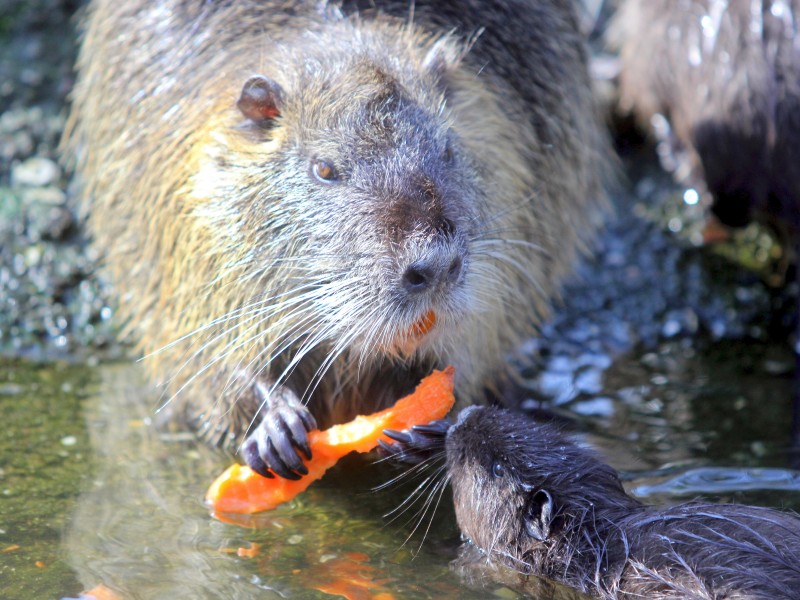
383;406;800;599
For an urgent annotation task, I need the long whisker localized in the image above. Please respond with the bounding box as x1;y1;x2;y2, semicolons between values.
373;451;447;491
413;470;452;556
398;465;450;551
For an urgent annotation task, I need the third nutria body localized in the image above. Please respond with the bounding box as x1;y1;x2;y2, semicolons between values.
64;0;609;478
614;0;800;231
384;407;800;599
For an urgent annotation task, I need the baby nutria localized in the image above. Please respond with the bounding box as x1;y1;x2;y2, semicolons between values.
382;408;800;599
613;0;800;231
63;0;610;479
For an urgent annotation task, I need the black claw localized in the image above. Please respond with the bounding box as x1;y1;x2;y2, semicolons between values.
243;440;274;478
383;428;413;444
296;439;312;461
265;438;302;480
411;419;452;436
378;438;417;462
282;440;309;476
299;409;318;432
381;419;452;466
378;439;401;457
272;418;307;473
282;437;308;474
284;411;313;461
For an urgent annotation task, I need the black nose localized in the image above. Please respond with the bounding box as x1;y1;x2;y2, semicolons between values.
402;255;463;293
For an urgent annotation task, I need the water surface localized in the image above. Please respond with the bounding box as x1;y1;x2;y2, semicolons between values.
2;319;799;599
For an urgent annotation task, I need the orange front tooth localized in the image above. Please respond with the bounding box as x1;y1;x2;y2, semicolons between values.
410;310;437;337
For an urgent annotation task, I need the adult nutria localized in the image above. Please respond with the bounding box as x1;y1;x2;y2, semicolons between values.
613;0;800;232
63;0;610;479
382;407;800;599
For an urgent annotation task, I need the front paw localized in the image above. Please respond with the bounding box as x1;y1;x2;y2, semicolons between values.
379;419;452;465
241;384;317;480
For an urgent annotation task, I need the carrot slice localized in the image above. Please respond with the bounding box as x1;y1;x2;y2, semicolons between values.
80;584;124;600
206;366;456;514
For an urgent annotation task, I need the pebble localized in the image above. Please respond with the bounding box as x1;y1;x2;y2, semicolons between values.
22;185;66;206
11;157;60;187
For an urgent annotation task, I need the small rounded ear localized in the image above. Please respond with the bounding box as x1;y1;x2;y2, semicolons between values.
523;489;554;542
237;75;283;123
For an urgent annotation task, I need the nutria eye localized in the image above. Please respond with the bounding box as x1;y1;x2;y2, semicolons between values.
311;159;337;183
492;461;505;478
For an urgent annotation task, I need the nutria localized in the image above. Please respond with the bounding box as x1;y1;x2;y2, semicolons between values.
613;0;800;455
382;407;800;599
63;0;610;479
613;0;800;231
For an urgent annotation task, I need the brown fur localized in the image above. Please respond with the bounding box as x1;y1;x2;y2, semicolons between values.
63;1;609;461
446;407;800;599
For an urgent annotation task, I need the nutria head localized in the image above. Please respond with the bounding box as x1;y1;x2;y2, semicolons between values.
234;36;476;360
187;19;537;404
444;406;639;565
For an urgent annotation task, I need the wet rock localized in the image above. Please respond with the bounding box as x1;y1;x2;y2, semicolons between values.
0;6;122;362
11;157;61;187
21;185;66;205
518;164;796;417
26;201;74;241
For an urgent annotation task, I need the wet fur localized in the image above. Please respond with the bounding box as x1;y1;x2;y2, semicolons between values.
63;1;608;454
386;407;800;599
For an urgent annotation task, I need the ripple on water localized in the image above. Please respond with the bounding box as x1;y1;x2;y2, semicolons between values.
632;466;800;498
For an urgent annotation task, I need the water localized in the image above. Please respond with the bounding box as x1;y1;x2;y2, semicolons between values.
2;304;799;598
0;361;496;599
0;360;92;598
3;163;800;599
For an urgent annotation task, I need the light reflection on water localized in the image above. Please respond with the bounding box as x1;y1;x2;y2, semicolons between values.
632;466;800;497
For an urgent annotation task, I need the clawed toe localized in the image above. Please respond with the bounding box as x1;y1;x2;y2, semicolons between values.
380;419;452;465
241;386;317;479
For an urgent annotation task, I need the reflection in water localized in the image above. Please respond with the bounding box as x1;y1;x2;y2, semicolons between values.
64;364;273;599
57;342;800;599
62;364;489;600
633;466;800;497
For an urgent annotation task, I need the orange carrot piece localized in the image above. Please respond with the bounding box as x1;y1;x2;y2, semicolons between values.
206;366;455;514
236;542;262;557
80;584;124;600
